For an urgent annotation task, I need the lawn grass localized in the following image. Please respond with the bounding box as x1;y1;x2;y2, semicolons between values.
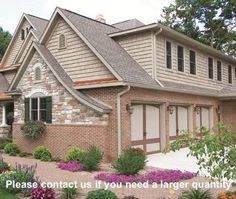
0;190;18;199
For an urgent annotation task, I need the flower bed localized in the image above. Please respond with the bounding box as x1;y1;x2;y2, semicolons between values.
95;169;195;184
57;161;83;172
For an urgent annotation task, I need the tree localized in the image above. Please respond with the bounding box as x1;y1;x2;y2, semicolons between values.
0;27;12;62
166;124;236;181
160;0;236;57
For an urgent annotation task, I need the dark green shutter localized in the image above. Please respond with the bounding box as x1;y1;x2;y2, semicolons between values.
24;98;30;122
46;96;52;123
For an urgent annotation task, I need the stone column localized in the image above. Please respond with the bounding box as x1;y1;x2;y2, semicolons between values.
0;104;7;127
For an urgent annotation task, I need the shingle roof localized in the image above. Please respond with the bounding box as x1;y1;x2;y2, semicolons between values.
112;19;144;30
34;43;111;112
59;8;161;88
25;14;48;39
0;73;9;92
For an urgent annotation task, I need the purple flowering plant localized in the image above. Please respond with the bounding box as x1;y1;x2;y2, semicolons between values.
57;161;83;172
31;187;55;199
95;169;195;184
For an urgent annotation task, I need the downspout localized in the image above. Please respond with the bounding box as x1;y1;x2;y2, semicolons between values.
152;28;164;87
117;85;131;156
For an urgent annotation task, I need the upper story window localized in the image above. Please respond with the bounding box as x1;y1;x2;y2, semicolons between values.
189;50;196;75
59;34;66;49
228;65;232;84
208;57;213;79
177;45;184;72
21;29;25;40
35;67;42;81
235;67;236;78
166;41;172;69
217;61;222;81
26;27;29;36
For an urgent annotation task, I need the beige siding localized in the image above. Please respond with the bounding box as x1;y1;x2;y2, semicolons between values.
46;17;114;82
3;70;16;84
3;19;31;67
115;31;153;76
156;35;236;90
18;35;35;63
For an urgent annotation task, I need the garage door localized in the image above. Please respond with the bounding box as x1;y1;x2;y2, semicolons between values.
131;104;160;154
169;106;188;141
196;107;210;129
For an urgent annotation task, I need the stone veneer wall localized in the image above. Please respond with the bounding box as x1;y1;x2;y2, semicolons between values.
14;51;108;125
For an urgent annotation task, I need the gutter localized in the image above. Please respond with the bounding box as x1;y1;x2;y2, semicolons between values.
117;85;130;156
152;28;164;87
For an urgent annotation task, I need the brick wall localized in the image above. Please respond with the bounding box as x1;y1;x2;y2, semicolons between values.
13;123;109;160
221;100;236;128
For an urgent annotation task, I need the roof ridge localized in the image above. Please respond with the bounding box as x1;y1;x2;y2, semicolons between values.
25;13;49;22
112;18;138;25
59;7;117;29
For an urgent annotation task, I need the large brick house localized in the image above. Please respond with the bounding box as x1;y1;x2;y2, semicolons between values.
0;7;236;160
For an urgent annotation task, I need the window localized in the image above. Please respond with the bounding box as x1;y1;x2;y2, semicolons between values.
26;27;29;35
59;34;66;49
196;107;210;129
189;50;196;75
30;98;47;122
166;41;172;69
217;61;222;81
35;67;41;81
228;65;232;84
235;67;236;78
21;29;25;40
177;45;184;72
24;96;52;123
208;57;213;79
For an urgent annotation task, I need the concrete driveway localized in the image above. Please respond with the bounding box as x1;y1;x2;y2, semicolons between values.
147;148;201;173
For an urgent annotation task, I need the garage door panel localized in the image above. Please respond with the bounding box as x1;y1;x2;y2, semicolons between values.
146;105;160;139
178;106;188;134
131;105;143;141
201;107;210;128
169;106;177;137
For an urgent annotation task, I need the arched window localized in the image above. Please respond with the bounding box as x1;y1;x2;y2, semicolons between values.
58;34;66;49
35;67;41;81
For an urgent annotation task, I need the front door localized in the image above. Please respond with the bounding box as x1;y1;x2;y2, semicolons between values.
131;104;160;154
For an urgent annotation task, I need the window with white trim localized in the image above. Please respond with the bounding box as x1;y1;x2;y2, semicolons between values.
177;45;184;72
166;41;172;69
189;50;196;75
59;34;66;49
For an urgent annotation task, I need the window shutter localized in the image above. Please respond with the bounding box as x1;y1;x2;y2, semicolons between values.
24;98;30;122
46;96;52;123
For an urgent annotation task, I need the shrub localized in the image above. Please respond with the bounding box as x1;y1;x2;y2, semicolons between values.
113;148;146;175
31;187;55;199
0;164;38;195
178;189;213;199
61;186;79;199
86;189;118;199
4;143;20;156
218;191;236;199
57;161;83;172
0;153;10;173
81;146;103;171
65;147;85;162
0;137;12;150
21;120;46;139
33;146;52;161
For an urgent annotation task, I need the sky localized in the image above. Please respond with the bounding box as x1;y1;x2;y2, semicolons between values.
0;0;174;34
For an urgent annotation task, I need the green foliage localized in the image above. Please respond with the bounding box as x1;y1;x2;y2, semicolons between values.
167;123;236;181
86;189;118;199
160;0;236;57
33;146;52;161
0;190;18;199
0;137;12;150
113;148;146;175
21;121;46;139
65;147;85;162
4;143;20;156
51;156;61;162
178;189;213;199
0;164;38;195
80;146;103;171
0;27;12;61
61;186;79;199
